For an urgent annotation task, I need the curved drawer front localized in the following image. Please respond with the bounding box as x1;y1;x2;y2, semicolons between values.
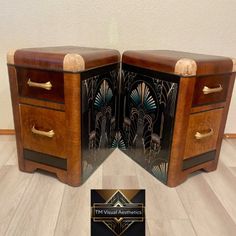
184;108;223;159
20;104;66;159
192;74;230;106
16;68;64;103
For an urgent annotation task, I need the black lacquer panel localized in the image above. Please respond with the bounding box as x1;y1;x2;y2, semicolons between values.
81;65;120;182
119;64;179;184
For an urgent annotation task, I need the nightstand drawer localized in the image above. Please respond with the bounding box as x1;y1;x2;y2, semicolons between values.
192;74;230;106
20;104;66;159
183;108;223;159
17;68;64;103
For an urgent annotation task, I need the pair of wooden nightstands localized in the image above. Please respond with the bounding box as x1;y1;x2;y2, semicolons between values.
7;46;236;187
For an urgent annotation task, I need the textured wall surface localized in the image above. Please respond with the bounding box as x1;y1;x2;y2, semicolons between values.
0;0;236;132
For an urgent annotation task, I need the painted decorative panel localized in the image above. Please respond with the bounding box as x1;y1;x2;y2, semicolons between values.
81;66;119;181
120;67;179;183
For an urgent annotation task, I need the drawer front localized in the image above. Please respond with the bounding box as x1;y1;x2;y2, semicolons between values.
192;74;230;107
20;104;66;159
17;68;64;103
183;108;223;159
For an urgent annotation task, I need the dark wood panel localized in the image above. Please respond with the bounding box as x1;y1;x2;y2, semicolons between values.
192;74;230;106
182;151;216;170
16;67;64;103
24;149;67;170
123;50;233;76
8;66;25;170
20;104;66;158
13;46;120;71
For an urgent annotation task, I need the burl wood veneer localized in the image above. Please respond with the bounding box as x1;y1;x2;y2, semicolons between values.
121;50;236;187
7;47;236;187
7;46;120;186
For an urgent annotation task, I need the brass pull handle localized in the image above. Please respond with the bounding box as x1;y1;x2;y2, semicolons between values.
195;128;214;140
27;79;52;90
202;84;223;94
31;125;55;138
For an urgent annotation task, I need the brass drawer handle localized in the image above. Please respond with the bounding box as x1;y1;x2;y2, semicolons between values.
202;84;223;94
195;128;214;140
31;125;55;138
27;79;52;90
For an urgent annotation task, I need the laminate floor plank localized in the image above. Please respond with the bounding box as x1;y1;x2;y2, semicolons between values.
0;166;33;235
0;137;236;236
135;158;188;221
229;167;236;177
102;149;137;176
147;219;196;236
176;174;236;236
0;141;16;168
54;168;103;236
203;161;236;224
219;140;236;167
5;172;65;236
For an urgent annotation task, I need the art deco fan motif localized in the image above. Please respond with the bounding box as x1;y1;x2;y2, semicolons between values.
94;80;113;109
130;82;157;112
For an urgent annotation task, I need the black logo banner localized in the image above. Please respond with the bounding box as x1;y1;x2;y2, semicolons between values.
91;189;145;236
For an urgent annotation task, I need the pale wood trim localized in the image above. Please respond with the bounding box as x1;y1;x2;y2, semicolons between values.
231;58;236;72
63;53;85;72
224;133;236;139
7;49;16;64
174;58;197;76
0;129;15;135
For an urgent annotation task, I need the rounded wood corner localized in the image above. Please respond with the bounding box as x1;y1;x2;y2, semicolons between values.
7;49;17;65
63;53;85;72
174;58;197;77
231;58;236;72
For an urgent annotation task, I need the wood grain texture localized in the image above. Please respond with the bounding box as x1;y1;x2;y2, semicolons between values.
17;67;64;103
5;172;65;236
177;174;236;236
8;66;25;171
1;136;236;235
19;97;65;111
203;162;236;224
190;102;225;114
64;73;81;186
167;77;196;187
123;50;233;76
192;74;230;106
20;104;66;158
0;166;32;235
184;108;223;159
12;46;120;72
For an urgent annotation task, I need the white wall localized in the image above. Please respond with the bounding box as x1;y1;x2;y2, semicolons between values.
0;0;236;132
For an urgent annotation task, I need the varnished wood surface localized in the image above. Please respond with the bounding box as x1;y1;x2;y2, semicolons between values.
0;135;236;235
123;50;233;76
20;104;66;159
184;108;223;159
17;67;64;103
192;74;230;106
167;77;196;187
12;46;120;72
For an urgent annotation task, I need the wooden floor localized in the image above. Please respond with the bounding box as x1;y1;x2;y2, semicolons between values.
0;136;236;236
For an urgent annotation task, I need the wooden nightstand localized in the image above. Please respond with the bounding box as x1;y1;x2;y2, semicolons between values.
7;46;120;186
121;50;236;187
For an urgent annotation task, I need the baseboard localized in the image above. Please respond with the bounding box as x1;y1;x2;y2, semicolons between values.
224;133;236;139
0;129;15;135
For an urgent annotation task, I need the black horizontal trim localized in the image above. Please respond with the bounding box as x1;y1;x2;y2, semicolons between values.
24;149;67;170
182;150;216;170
